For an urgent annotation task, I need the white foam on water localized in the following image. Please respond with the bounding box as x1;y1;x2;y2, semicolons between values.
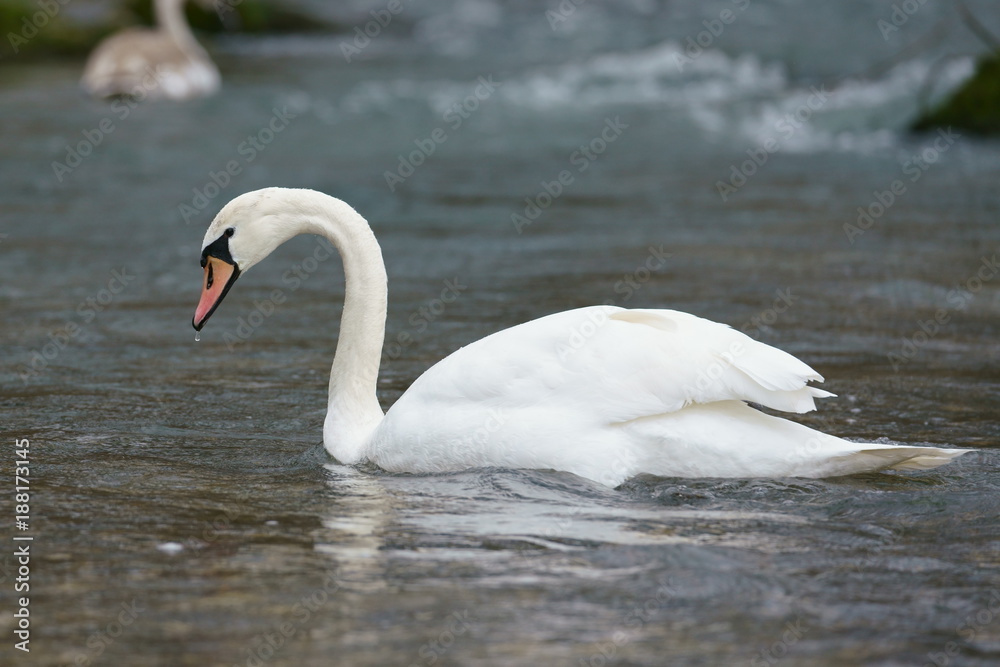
730;57;976;153
156;542;185;555
287;37;977;153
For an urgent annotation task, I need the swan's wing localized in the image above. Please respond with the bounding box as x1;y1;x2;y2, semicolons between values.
403;305;831;422
372;306;970;482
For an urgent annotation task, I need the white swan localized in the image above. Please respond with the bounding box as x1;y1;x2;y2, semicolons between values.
192;188;972;486
82;0;220;100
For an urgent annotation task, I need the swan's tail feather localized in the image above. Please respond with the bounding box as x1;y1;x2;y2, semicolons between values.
826;444;974;476
854;445;974;472
623;401;974;479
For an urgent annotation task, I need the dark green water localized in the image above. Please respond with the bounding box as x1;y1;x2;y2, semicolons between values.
2;1;1000;665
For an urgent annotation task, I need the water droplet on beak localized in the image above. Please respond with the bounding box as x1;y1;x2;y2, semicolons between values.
195;331;201;342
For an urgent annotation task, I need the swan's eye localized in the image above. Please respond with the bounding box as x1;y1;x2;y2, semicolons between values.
225;228;235;237
206;263;214;288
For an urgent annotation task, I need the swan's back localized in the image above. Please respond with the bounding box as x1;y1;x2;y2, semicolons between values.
367;306;969;485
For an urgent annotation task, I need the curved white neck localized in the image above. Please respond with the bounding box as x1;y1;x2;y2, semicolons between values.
289;195;388;462
157;0;199;49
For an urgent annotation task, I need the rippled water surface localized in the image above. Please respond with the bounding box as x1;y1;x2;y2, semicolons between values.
2;1;1000;665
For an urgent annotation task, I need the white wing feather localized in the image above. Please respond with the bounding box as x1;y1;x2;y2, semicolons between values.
368;306;970;485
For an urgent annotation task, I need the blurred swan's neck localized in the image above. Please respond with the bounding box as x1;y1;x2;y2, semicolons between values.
157;0;198;49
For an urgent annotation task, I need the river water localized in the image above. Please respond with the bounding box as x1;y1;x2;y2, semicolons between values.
2;1;999;665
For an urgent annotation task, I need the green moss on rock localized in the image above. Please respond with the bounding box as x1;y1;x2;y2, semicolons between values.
912;53;1000;136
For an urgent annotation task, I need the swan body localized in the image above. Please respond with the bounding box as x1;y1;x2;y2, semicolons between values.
82;0;219;100
192;188;972;487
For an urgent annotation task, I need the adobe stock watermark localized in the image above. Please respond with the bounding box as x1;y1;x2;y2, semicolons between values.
67;599;146;666
887;250;999;371
417;406;506;472
781;432;851;470
7;0;72;55
716;86;830;202
406;610;475;667
511;116;628;234
233;570;342;667
51;66;167;183
384;75;502;191
213;0;244;19
681;288;797;397
750;617;808;667
179;105;298;224
577;579;677;667
199;497;247;544
384;277;468;360
673;0;752;72
844;127;960;244
741;288;797;339
921;589;1000;667
545;0;588;30
612;245;674;303
340;0;412;62
556;245;672;361
18;266;136;383
219;236;333;350
877;0;931;40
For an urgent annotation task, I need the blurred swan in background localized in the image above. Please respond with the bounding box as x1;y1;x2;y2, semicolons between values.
82;0;220;100
191;188;973;487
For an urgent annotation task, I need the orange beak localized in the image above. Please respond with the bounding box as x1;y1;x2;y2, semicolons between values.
193;256;239;330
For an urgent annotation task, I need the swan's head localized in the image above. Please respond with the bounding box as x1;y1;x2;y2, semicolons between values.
192;188;306;330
